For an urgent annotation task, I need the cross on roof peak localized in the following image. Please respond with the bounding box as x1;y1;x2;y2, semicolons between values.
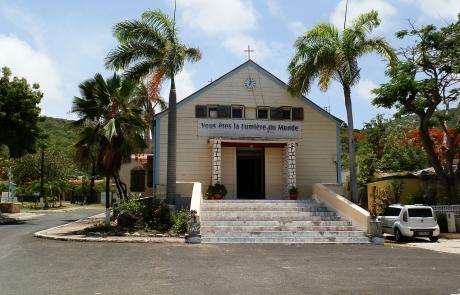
244;45;254;60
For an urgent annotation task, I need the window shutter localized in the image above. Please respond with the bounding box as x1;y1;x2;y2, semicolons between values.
292;107;304;121
217;105;231;118
147;155;153;188
130;169;146;192
270;108;283;120
195;105;207;118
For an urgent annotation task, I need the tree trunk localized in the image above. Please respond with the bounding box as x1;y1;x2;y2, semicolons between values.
105;175;110;226
166;76;177;203
343;85;359;203
418;122;458;204
89;160;96;204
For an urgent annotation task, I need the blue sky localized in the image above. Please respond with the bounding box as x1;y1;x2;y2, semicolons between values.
0;0;458;128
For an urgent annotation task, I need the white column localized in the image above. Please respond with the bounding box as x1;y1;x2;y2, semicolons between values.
211;139;222;184
283;142;297;195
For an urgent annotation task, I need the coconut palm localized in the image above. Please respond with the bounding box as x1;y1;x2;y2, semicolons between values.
133;83;167;150
287;11;396;203
105;8;202;201
72;73;147;224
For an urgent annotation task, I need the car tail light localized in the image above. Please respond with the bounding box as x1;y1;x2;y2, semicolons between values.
403;211;408;222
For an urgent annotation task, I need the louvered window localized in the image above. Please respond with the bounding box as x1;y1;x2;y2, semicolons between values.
292;107;304;121
130;169;145;192
195;105;207;118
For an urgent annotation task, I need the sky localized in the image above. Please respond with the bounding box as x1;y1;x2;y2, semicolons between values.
0;0;459;128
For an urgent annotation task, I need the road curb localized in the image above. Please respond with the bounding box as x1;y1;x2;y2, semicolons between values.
33;213;185;244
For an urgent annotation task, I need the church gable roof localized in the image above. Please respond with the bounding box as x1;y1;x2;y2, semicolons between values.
154;60;343;124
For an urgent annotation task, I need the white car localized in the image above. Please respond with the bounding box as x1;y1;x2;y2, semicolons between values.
379;204;440;242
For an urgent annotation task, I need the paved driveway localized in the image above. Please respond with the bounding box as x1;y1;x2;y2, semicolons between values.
1;210;459;295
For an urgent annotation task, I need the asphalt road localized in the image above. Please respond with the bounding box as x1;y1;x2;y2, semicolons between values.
1;209;460;295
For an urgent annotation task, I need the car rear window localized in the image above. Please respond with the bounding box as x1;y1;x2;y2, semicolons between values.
408;208;432;217
383;207;401;216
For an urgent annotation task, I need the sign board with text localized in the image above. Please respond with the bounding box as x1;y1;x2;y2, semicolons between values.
197;119;301;139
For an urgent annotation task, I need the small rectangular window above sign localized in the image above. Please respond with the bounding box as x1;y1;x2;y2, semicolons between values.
195;105;207;118
231;106;244;119
257;107;269;120
292;107;304;121
208;105;218;118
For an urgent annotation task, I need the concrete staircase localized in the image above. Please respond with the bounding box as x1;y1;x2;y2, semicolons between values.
200;199;369;244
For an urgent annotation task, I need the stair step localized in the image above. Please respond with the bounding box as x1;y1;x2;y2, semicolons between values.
201;231;366;238
201;236;370;244
200;216;342;222
201;206;330;212
199;199;367;244
201;225;356;232
200;211;337;218
200;220;352;227
203;199;317;204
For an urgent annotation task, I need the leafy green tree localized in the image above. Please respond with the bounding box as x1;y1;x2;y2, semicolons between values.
72;73;147;220
375;124;428;172
0;67;43;158
373;19;460;203
11;144;80;185
105;8;202;200
287;11;396;203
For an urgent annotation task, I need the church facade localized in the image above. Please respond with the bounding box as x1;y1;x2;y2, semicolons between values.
153;60;342;199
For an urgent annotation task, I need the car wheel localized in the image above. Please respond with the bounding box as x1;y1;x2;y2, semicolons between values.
429;237;439;242
394;228;404;242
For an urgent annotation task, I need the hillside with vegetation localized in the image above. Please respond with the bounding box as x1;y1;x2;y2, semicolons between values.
38;116;78;151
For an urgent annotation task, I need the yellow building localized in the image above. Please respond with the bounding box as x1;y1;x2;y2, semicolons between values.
153;60;343;199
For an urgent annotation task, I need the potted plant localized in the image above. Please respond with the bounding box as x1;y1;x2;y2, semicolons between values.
288;186;298;200
206;183;227;200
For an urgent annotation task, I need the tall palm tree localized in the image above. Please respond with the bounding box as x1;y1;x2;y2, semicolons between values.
72;73;147;224
105;8;202;201
133;83;167;151
287;11;396;203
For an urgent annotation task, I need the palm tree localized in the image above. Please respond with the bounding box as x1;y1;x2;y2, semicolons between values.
133;83;167;151
287;11;396;203
72;73;147;224
105;8;202;201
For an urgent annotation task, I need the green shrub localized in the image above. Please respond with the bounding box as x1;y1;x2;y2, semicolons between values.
113;198;145;221
172;210;190;235
151;201;172;231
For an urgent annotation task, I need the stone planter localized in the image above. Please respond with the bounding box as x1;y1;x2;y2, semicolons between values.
0;203;21;213
368;220;382;237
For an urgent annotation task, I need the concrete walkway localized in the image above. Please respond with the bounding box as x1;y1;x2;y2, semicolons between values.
34;212;184;243
393;238;460;255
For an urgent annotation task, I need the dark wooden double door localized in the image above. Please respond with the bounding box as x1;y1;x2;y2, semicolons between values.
236;148;265;199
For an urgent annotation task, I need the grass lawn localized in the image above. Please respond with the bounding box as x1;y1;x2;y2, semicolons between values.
20;202;105;211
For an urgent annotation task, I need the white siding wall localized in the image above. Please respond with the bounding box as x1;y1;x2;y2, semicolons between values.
157;63;338;198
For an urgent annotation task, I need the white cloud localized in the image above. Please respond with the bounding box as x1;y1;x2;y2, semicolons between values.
160;68;196;102
330;0;397;31
0;2;46;50
406;0;460;20
288;21;307;36
222;34;273;61
353;79;378;102
0;35;63;115
177;0;257;36
267;0;282;17
175;68;196;101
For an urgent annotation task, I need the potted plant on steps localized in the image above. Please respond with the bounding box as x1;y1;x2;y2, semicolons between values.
288;186;299;200
206;183;227;200
368;199;383;244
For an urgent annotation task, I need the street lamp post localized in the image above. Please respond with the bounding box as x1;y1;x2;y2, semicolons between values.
40;144;48;209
